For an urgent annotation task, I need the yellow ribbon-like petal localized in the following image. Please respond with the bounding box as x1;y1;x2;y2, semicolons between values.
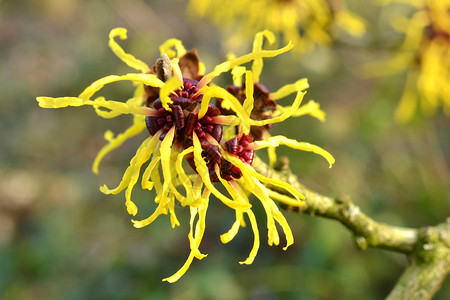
249;91;306;126
269;200;294;250
198;41;293;88
192;134;251;210
108;27;150;73
92;115;146;174
159;76;183;110
269;78;309;100
141;156;161;190
163;192;209;283
78;73;164;101
101;131;161;216
251;30;276;83
240;171;279;246
159;38;187;59
238;209;260;265
242;71;255;116
201;85;252;134
252;135;335;168
175;147;196;206
222;152;305;201
216;173;246;244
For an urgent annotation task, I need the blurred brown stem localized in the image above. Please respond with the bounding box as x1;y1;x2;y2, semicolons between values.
253;156;450;300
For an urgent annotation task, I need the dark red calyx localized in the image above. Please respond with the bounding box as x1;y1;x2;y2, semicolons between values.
235;134;254;165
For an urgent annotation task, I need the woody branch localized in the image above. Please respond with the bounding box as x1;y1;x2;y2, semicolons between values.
252;155;450;300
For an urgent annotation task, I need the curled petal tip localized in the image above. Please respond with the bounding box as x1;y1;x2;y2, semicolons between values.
99;184;110;194
131;220;143;228
126;203;138;216
109;27;127;39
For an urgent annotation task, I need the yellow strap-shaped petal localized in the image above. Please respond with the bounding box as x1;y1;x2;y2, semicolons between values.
197;90;214;119
150;150;164;193
176;147;196;206
240;171;279;246
159;76;183;110
269;200;294;250
169;199;180;228
108;28;150;73
93;84;146;118
192;134;251;210
269;78;309;100
169;179;187;206
218;177;260;265
222;152;304;201
201;85;252;134
220;209;244;244
290;100;326;121
239;209;260;265
267;189;306;208
163;250;196;283
99;135;152;195
251;30;276;83
132;198;168;228
160;126;175;183
142;134;180;226
92;114;146;174
252;135;335;168
216;172;245;244
159;127;178;207
267;141;277;168
171;58;183;82
123;135;160;214
38;78;159;116
193;189;210;258
141;156;161;190
242;71;254;116
78;73;164;101
163;192;209;283
249;91;306;126
187;207;204;259
228;52;246;86
198;41;293;88
100;131;161;215
159;38;187;59
93;97;123;119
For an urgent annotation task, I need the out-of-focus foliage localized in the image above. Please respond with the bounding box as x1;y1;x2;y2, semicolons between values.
0;0;448;299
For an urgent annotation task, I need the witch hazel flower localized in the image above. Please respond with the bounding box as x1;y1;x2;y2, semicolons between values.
36;27;334;282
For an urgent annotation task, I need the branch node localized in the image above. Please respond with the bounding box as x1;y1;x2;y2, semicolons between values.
415;225;448;264
354;235;369;251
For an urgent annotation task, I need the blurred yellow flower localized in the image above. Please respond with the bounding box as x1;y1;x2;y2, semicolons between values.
37;28;334;282
367;0;450;122
188;0;366;53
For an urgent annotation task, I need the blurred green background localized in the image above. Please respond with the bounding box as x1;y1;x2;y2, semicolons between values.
0;0;448;299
